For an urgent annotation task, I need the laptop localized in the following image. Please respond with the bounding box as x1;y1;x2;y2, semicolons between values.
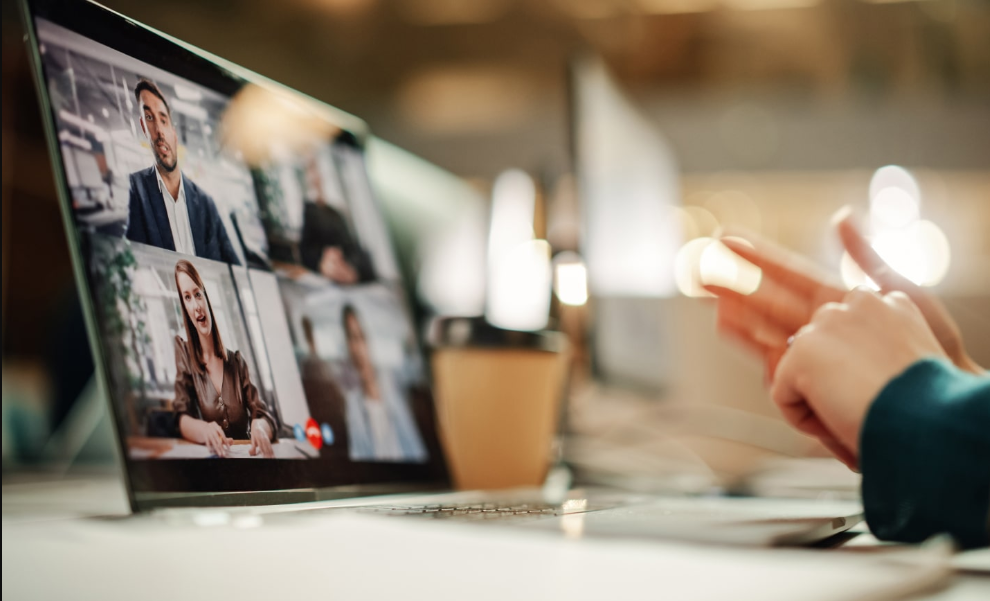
18;0;861;546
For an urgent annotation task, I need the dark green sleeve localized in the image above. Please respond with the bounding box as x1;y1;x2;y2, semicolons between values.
860;358;990;549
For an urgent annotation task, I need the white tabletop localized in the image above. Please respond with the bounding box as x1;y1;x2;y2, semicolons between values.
2;471;987;601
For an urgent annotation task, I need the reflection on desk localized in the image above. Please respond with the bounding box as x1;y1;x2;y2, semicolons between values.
127;437;316;459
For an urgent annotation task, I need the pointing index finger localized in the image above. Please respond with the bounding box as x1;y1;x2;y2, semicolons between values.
719;235;834;300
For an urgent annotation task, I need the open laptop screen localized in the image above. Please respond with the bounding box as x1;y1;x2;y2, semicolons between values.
21;0;447;501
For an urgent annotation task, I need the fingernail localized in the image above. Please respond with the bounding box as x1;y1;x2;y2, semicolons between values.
719;237;743;251
830;205;853;227
832;205;868;231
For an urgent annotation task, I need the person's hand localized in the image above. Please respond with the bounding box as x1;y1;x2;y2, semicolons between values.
319;247;359;285
200;421;233;458
704;233;843;382
706;209;981;379
771;289;947;470
834;214;982;374
249;419;275;458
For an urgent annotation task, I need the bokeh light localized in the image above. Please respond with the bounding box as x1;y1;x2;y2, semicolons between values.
487;170;551;330
873;220;951;287
488;169;536;258
674;236;762;297
669;206;701;241
222;84;339;166
869;165;920;204
871;186;919;229
857;165;951;288
675;237;715;298
705;190;762;233
488;240;552;331
841;220;950;289
553;252;589;307
682;205;720;238
699;237;761;295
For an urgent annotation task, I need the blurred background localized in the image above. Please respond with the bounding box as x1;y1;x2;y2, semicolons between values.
3;0;989;493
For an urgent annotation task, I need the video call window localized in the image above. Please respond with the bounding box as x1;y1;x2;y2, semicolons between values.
86;236;320;459
279;278;428;463
334;142;402;283
36;19;269;267
36;15;431;466
252;142;375;282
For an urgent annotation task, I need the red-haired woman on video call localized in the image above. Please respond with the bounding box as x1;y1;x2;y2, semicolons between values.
173;259;276;458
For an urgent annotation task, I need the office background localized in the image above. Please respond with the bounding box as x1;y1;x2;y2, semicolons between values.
2;0;988;483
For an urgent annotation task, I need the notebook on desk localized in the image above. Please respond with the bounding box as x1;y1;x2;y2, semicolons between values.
18;0;861;546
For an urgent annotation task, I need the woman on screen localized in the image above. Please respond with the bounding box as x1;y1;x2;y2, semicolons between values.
341;304;426;462
172;260;276;458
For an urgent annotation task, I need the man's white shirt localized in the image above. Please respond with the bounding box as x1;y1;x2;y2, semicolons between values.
154;167;196;256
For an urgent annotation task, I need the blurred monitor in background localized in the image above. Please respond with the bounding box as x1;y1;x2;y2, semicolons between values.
366;138;487;326
569;56;682;392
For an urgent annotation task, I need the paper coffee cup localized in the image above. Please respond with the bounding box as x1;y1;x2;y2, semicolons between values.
429;318;569;490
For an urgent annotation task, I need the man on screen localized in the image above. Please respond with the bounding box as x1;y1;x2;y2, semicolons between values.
126;79;241;265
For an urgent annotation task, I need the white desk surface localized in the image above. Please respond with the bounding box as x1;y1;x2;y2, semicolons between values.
2;472;987;601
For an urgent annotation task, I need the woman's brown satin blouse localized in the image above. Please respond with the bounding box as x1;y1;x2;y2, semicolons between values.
173;336;276;440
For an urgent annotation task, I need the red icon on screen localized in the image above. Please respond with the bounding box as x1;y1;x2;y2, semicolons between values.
305;418;322;450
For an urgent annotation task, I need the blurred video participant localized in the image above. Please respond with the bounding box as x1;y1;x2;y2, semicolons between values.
341;304;425;462
299;315;350;456
299;157;375;284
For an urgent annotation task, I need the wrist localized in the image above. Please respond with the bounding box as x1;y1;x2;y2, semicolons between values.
959;353;985;376
194;420;210;443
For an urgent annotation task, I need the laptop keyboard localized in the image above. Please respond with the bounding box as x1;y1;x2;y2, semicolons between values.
357;499;607;522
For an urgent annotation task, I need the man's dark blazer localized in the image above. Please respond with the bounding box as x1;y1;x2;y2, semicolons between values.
299;201;376;283
126;166;241;265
